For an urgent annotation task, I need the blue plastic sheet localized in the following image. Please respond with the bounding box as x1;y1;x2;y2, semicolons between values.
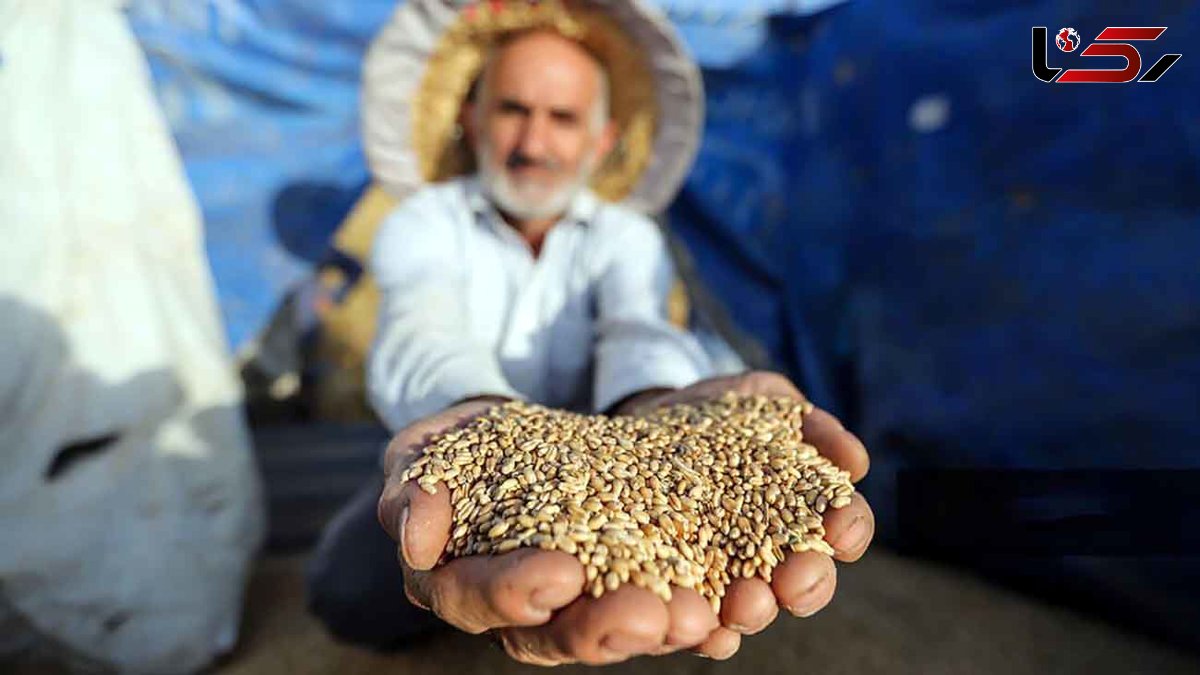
662;2;1200;647
126;0;840;351
129;0;394;351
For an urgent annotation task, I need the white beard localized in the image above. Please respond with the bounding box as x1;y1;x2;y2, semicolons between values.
476;141;599;221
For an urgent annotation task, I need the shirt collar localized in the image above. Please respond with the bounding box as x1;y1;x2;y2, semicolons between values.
464;174;600;229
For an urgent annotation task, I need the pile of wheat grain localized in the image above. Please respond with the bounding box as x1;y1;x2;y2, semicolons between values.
401;393;854;614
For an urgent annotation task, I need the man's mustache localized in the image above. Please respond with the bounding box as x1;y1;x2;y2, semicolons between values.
505;152;563;173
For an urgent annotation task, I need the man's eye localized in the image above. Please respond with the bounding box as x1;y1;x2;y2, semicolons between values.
551;111;580;126
497;101;528;116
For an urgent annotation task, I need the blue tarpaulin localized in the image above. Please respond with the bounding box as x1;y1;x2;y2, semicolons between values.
127;0;846;351
661;4;1200;646
127;0;1199;648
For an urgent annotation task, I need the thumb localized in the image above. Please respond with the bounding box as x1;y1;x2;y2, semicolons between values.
378;400;501;570
379;462;454;571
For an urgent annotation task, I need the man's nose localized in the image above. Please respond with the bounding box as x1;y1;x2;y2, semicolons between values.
514;113;551;160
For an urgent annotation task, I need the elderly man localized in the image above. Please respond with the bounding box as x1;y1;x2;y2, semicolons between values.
366;28;707;431
308;6;874;666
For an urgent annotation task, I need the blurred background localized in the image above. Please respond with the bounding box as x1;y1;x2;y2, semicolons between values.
3;0;1198;673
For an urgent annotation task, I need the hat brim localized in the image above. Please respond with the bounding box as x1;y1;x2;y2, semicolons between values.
362;0;703;214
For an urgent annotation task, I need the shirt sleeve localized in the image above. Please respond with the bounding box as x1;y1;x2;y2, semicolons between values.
367;194;520;431
592;214;712;413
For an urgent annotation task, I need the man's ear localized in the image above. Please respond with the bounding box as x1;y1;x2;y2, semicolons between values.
459;102;476;145
595;119;619;163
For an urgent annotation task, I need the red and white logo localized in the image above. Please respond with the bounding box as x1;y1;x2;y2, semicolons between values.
1033;26;1181;83
1056;27;1081;52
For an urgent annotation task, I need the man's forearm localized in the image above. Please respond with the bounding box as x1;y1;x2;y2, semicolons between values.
368;321;520;431
454;394;518;407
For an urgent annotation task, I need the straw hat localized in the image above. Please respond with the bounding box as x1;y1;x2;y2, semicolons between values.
362;0;703;214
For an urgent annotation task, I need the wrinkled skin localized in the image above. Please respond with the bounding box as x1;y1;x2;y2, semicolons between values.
378;371;875;665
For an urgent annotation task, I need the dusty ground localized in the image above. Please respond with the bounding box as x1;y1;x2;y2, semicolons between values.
210;549;1197;675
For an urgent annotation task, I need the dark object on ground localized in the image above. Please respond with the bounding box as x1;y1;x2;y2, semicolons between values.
305;475;450;649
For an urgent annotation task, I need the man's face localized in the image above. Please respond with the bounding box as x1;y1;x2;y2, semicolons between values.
471;31;615;221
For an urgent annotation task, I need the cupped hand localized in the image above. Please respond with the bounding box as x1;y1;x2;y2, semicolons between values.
378;370;875;664
378;400;720;665
617;371;875;659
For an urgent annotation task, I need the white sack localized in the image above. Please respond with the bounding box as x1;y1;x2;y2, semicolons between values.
0;1;265;672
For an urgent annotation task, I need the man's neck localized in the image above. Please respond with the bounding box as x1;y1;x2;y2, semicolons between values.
496;210;559;258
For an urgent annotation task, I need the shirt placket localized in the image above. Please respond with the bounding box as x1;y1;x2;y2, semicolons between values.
492;215;561;403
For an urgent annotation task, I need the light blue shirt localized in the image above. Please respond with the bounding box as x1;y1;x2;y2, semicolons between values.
367;177;712;431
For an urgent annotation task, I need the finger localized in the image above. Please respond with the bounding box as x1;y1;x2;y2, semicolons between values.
496;627;574;667
505;584;670;665
655;586;720;653
378;478;452;571
377;403;503;569
690;626;741;660
720;578;778;635
770;550;837;618
822;492;875;562
411;549;585;634
401;555;433;610
803;407;870;482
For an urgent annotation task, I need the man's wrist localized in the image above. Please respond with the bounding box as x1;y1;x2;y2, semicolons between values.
608;387;674;416
453;394;517;407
